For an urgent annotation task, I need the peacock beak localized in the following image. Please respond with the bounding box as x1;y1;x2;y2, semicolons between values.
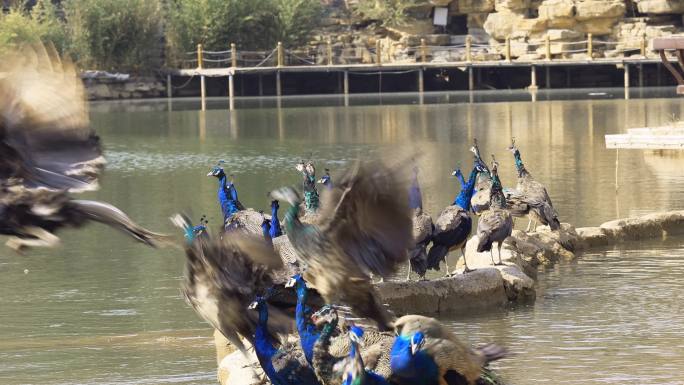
451;170;458;176
247;301;258;310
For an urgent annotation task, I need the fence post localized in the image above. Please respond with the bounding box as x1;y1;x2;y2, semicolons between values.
545;34;551;61
231;43;237;68
197;44;203;69
277;42;283;67
376;40;382;65
327;37;333;66
420;38;427;63
587;33;593;60
505;36;511;62
466;35;472;62
641;34;647;57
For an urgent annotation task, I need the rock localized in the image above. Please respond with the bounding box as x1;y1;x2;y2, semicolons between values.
575;0;625;21
494;0;530;12
599;210;684;241
87;83;112;100
576;226;612;248
516;17;548;33
546;28;582;41
452;0;496;13
538;0;575;19
546;17;577;29
218;348;263;385
577;18;621;35
424;34;451;45
430;0;453;5
375;269;510;314
636;0;684;14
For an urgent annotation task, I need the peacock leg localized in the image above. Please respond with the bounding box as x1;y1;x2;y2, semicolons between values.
444;256;450;277
461;247;474;274
526;219;532;232
490;249;496;265
406;261;412;281
495;242;504;265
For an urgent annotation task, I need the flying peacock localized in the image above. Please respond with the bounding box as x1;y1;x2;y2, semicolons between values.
0;43;166;252
390;314;507;385
272;159;413;332
508;139;560;231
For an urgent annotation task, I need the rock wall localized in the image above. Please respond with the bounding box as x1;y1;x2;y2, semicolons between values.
83;77;166;100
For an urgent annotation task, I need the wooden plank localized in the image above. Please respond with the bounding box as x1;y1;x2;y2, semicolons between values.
605;134;684;149
652;37;684;50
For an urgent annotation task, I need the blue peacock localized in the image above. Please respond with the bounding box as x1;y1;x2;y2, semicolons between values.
317;168;334;190
285;274;320;367
425;163;478;275
340;326;390;385
390;315;507;385
207;162;245;223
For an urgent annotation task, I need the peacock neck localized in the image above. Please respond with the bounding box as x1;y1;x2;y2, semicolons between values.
408;174;422;210
390;336;438;385
312;319;339;383
253;304;280;384
490;173;507;209
270;205;282;237
513;149;530;178
295;283;319;365
454;167;479;210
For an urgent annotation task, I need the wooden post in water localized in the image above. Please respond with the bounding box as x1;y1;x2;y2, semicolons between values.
468;66;474;91
639;63;644;88
376;40;382;65
529;65;538;91
587;33;593;60
276;70;282;97
343;70;349;106
418;67;424;93
198;44;206;111
545;66;551;88
228;73;235;111
166;74;172;98
545;35;551;61
327;37;333;66
277;42;284;67
624;63;630;99
420;39;427;63
231;43;237;68
466;35;472;62
505;36;511;62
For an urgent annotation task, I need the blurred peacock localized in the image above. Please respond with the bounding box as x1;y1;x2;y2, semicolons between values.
390;314;507;385
0;43;166;252
407;166;433;281
508;139;560;231
272;159;413;331
476;158;513;266
339;326;390;385
318;168;333;190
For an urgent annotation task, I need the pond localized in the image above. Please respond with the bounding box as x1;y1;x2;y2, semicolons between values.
1;89;683;384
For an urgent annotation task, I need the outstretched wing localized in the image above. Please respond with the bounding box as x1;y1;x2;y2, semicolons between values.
0;43;104;192
174;215;290;353
318;160;413;277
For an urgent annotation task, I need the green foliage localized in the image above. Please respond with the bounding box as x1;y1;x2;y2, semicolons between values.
63;0;162;72
0;0;67;55
165;0;322;65
352;0;418;27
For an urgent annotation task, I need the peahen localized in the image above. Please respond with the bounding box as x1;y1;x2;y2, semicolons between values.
311;305;394;385
297;161;320;213
339;326;390;385
172;214;292;353
476;158;513;266
508;139;560;231
0;43;166;252
318;168;333;190
207;163;245;223
271;160;413;331
390;314;507;385
469;140;493;215
425;165;478;275
249;293;322;385
407;166;433;281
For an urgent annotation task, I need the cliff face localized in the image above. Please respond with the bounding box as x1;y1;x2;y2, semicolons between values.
311;0;684;62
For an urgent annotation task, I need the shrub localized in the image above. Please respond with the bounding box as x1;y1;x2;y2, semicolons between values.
268;0;323;48
352;0;418;27
63;0;162;73
0;0;67;55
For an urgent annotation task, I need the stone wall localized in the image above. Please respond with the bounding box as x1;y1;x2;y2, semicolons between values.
313;0;684;63
83;77;166;101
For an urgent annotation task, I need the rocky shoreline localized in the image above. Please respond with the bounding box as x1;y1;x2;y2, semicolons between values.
215;209;684;385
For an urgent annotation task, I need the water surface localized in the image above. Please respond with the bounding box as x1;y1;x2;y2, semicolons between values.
1;91;683;384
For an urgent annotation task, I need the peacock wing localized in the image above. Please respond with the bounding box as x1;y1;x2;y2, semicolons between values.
477;209;507;236
412;210;433;245
0;43;104;192
318;160;413;277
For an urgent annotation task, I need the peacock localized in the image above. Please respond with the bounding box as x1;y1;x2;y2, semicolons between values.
261;210;274;246
310;305;394;385
0;43;166;252
318;168;333;190
339;326;390;385
469;140;493;215
285;274;321;367
425;164;478;276
406;166;433;281
172;214;292;354
207;163;245;223
476;158;513;266
297;160;320;213
249;293;322;385
508;139;560;231
390;315;507;385
271;159;413;331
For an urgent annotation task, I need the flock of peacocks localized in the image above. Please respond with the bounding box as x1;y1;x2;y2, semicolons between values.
0;45;561;385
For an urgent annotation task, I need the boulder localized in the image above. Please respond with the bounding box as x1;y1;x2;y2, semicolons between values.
538;0;575;19
484;11;526;41
575;226;612;248
430;0;453;5
494;0;530;12
546;28;582;41
636;0;684;14
599;210;684;240
575;0;625;21
516;17;548;33
546;17;577;29
218;348;263;385
576;18;620;35
452;0;496;13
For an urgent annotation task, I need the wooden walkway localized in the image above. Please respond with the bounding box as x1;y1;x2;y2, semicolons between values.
606;127;684;150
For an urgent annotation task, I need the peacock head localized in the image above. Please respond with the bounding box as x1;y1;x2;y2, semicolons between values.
349;325;364;346
183;215;208;243
296;161;306;173
271;200;280;211
410;332;425;355
508;137;518;154
285;274;305;292
452;166;463;177
317;169;331;186
207;165;226;179
311;304;338;328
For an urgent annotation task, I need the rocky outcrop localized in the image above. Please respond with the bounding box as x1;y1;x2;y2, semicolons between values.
83;76;165;100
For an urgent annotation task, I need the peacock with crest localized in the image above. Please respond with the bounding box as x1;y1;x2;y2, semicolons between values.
207;161;245;223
